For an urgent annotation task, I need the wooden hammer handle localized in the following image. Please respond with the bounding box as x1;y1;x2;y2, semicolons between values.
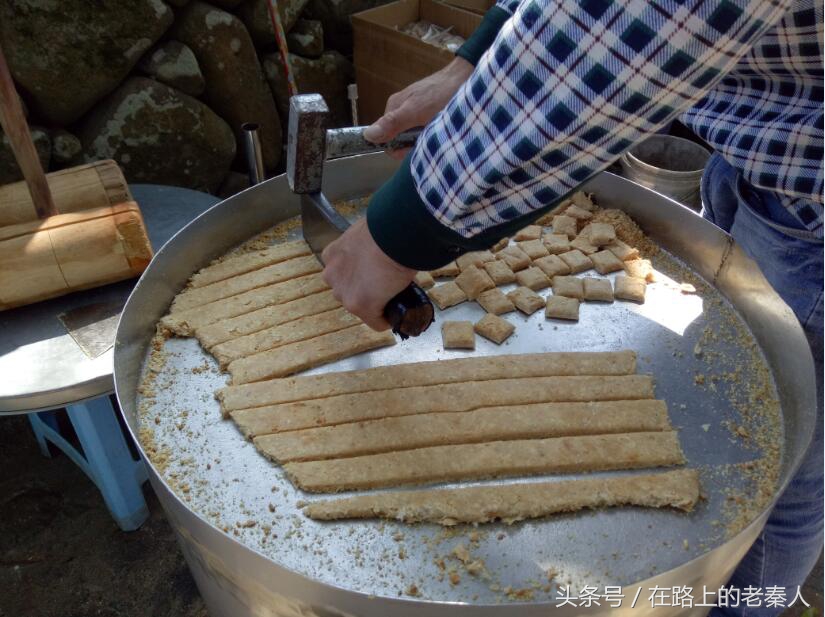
383;282;434;339
0;42;57;219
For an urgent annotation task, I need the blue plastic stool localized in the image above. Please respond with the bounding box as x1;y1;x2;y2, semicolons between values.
28;395;149;531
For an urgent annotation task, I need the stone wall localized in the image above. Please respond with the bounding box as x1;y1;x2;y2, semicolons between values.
0;0;390;197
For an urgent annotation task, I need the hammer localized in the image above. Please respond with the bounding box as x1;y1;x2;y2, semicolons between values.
286;93;434;339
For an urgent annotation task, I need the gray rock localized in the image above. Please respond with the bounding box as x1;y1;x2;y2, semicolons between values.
139;41;205;96
51;130;83;167
175;2;282;169
217;171;251;198
286;19;324;58
264;51;354;128
0;0;174;125
303;0;394;54
78;77;236;193
0;127;50;185
237;0;310;46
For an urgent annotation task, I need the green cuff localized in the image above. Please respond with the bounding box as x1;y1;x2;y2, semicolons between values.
367;153;574;270
367;154;469;271
455;6;510;66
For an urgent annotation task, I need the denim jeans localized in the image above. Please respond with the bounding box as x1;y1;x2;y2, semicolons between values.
702;153;823;617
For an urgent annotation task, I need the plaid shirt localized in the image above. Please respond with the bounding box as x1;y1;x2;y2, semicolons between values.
409;0;823;238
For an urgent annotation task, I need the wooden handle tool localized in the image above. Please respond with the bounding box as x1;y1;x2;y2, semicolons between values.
0;41;154;311
0;41;58;219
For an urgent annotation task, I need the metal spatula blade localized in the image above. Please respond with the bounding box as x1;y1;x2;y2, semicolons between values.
301;192;350;263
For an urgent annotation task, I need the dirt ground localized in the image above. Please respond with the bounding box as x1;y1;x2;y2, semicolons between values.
0;414;205;617
0;412;821;617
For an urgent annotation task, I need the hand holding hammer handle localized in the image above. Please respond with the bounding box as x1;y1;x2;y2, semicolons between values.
384;282;434;340
288;94;434;339
325;125;433;338
326;126;423;160
301;190;434;340
0;42;57;219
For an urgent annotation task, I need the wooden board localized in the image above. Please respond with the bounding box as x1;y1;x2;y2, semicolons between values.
0;202;152;310
0;160;130;226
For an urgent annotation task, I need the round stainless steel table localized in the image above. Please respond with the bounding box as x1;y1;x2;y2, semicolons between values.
115;157;816;616
0;184;220;530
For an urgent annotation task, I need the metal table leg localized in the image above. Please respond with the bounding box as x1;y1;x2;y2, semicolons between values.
28;410;59;458
27;396;149;531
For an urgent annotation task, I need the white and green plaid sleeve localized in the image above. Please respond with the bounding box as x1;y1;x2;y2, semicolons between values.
454;1;520;66
413;0;795;236
367;0;820;269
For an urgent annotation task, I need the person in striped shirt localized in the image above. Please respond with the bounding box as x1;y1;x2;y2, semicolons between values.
321;0;822;609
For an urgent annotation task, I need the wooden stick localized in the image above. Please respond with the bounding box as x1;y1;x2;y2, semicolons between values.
0;42;57;219
267;0;297;97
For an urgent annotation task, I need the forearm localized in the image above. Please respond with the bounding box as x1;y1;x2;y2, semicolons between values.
455;2;512;66
365;1;518;270
413;0;790;237
366;152;551;270
369;0;791;269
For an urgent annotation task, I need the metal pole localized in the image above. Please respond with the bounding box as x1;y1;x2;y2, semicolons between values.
241;123;265;185
347;83;359;126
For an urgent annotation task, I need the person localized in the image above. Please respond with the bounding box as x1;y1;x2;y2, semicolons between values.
321;0;822;611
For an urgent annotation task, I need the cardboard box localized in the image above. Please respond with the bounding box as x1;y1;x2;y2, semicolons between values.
442;0;492;14
353;0;482;123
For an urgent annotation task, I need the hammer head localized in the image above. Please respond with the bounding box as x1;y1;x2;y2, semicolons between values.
287;94;330;194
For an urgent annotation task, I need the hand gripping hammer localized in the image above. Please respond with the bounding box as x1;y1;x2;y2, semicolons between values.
286;93;434;339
